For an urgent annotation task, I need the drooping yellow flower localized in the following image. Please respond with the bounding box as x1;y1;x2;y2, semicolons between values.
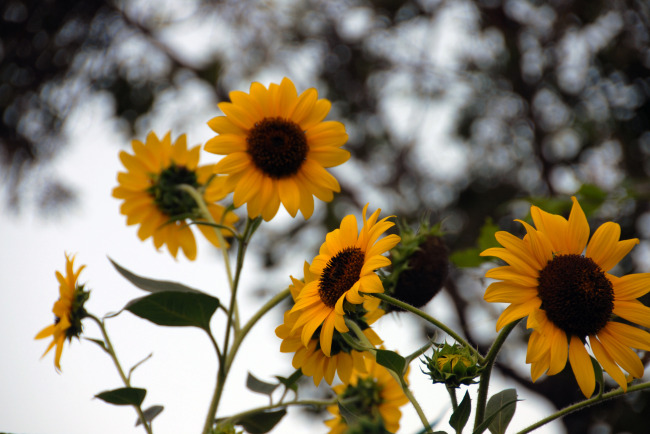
324;353;409;433
276;262;384;386
204;77;349;221
290;204;400;357
113;131;237;260
35;254;89;371
482;196;650;397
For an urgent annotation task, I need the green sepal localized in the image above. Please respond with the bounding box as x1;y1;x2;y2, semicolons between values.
95;387;146;406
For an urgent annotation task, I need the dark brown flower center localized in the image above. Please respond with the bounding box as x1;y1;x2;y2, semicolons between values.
246;117;308;178
148;164;200;218
537;254;614;337
318;247;365;308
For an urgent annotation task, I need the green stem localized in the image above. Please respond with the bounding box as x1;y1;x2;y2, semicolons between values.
473;319;520;432
518;381;650;434
405;340;436;365
225;287;291;370
367;292;484;363
346;319;433;434
89;315;153;434
447;386;458;412
202;217;261;434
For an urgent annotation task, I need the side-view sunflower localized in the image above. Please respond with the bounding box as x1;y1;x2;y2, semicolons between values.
276;262;384;386
482;196;650;397
325;351;410;434
113;131;238;260
205;77;349;221
35;253;90;371
290;204;400;357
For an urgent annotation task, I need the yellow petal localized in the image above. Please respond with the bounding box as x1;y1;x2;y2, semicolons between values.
613;273;650;300
590;335;627;390
586;222;622;271
613;300;650;328
568;336;595;397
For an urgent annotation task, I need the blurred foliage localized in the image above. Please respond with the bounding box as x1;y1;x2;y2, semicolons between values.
3;0;650;432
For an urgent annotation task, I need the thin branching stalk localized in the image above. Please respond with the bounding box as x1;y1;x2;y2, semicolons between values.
88;315;153;434
367;292;484;363
473;319;520;432
518;381;650;434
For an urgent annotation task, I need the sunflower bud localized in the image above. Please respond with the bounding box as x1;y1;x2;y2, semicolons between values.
383;221;448;312
422;342;481;388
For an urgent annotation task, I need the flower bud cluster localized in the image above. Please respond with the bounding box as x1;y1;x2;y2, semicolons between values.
422;342;481;388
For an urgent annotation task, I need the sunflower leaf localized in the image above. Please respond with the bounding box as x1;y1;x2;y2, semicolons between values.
246;372;279;396
109;258;205;294
449;391;471;432
96;387;146;406
483;388;518;434
233;409;286;434
125;291;219;331
275;369;302;392
136;405;164;426
376;349;407;376
337;398;362;426
84;337;109;354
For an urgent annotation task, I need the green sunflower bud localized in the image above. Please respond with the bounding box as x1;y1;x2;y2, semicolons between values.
422;342;481;388
383;221;448;312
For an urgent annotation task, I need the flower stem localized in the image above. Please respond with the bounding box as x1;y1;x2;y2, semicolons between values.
225;287;291;370
473;319;520;432
517;381;650;434
202;217;261;434
367;292;484;363
88;315;153;434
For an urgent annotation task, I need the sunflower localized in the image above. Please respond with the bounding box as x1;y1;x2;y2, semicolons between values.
290;204;400;357
481;196;650;397
113;131;238;260
35;254;89;371
276;262;384;386
204;77;349;221
324;352;409;433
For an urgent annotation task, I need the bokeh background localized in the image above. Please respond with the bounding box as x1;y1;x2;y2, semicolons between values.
2;0;650;433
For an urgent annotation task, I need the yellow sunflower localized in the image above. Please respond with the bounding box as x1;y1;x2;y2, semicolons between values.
204;77;349;221
276;261;384;386
35;254;89;371
324;352;410;433
290;204;400;357
481;196;650;397
113;131;238;260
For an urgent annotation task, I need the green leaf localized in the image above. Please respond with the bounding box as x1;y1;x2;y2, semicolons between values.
275;369;302;392
375;349;406;376
485;389;517;434
95;387;146;406
84;337;108;354
337;399;362;427
136;405;164;426
246;372;278;396
234;409;286;434
449;391;471;432
125;291;219;330
109;258;205;294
